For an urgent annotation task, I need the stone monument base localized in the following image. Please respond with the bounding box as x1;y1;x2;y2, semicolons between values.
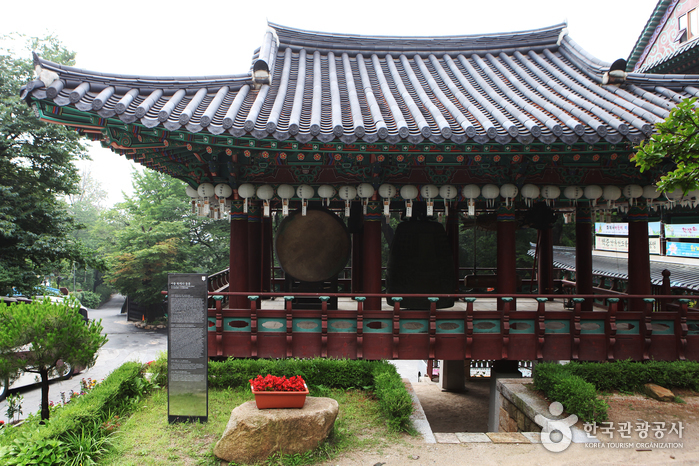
214;397;339;464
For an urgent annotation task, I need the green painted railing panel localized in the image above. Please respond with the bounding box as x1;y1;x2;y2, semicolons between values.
580;320;605;334
544;320;570;334
473;319;500;334
509;320;535;334
435;320;465;334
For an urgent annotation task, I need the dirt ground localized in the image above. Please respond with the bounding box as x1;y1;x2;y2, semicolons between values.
319;378;699;466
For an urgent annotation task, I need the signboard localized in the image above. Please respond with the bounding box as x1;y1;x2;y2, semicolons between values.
595;222;661;236
167;273;208;423
665;223;699;239
667;242;699;258
595;236;661;254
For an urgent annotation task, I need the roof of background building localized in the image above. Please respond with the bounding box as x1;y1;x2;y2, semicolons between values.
22;22;699;149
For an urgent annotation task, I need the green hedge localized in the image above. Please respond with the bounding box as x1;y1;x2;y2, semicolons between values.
208;358;413;431
533;363;608;423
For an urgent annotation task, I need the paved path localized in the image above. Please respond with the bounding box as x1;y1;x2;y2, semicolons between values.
0;295;167;423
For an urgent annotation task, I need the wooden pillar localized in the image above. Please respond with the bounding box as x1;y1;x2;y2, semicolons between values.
537;227;554;296
363;201;382;310
247;202;261;294
261;213;272;292
575;205;593;311
447;208;460;293
496;205;517;310
628;204;651;310
229;199;248;309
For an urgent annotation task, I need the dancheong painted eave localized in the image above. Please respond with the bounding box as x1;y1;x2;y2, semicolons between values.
21;22;699;148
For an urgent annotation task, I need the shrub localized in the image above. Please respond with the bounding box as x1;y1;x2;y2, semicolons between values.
533;363;608;423
74;290;101;309
95;284;114;306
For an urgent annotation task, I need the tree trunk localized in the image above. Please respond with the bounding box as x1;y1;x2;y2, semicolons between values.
40;368;50;421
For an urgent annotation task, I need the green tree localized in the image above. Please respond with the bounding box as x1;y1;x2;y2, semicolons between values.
0;34;98;296
0;297;107;420
633;98;699;193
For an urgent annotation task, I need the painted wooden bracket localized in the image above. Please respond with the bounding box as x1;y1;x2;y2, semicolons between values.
320;296;330;358
249;295;259;358
213;295;224;357
535;297;547;361
501;297;513;360
428;297;438;360
642;298;654;361
606;298;619;361
572;297;584;360
678;299;689;360
464;297;476;360
284;296;294;358
355;297;365;359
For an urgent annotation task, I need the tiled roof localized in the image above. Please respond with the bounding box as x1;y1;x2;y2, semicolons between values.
528;245;699;291
22;22;699;148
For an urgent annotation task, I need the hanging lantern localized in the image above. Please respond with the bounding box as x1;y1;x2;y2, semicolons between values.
563;186;583;205
603;185;621;210
520;184;539;207
687;189;699;208
237;183;256;213
186;185;199;214
378;184;396;218
541;185;560;206
338;185;357;217
621;184;643;207
317;185;335;207
296;184;314;216
197;183;215;217
583;185;603;206
440;185;458;216
215;183;232;218
256;184;274;217
499;184;518;207
277;184;295;216
462;184;480;216
481;184;499;208
400;185;418;218
420;184;439;216
664;187;683;208
357;183;374;214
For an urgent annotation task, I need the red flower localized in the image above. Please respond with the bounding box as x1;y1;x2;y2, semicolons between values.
249;374;307;392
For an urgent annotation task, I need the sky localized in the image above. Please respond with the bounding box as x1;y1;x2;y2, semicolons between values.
2;0;659;205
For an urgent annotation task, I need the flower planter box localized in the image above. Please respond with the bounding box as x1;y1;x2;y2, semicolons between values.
251;384;309;409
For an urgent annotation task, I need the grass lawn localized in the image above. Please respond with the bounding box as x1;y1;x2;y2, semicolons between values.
99;386;404;465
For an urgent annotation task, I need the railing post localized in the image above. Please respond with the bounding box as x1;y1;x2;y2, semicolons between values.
213;295;224;357
428;297;438;359
678;299;689;361
642;298;654;360
464;297;476;360
572;297;584;360
536;297;547;361
501;297;513;360
355;297;365;359
249;295;259;358
606;298;619;361
319;296;330;358
391;297;403;359
284;296;294;358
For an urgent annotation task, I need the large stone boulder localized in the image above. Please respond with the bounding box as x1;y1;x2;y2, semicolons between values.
214;397;339;464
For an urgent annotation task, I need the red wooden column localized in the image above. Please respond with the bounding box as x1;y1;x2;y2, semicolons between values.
628;204;651;311
446;208;461;293
575;205;593;311
537;227;554;295
261;213;272;292
363;201;382;310
229;199;249;309
247;202;261;294
496;205;517;310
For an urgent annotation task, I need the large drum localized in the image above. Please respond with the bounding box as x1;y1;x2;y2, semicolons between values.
275;208;351;283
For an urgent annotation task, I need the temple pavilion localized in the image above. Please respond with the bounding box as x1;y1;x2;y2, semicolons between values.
21;22;699;366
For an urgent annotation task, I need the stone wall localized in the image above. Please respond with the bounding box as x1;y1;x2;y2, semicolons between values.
495;378;544;433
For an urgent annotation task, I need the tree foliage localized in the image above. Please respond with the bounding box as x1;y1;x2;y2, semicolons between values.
0;34;98;296
0;297;107;420
634;98;699;193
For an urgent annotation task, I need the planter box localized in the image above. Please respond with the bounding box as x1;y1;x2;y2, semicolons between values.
251;384;309;409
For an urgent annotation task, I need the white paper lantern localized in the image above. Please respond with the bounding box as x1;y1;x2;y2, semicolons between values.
440;185;458;200
541;185;560;206
563;186;583;202
584;185;603;206
400;185;419;200
481;184;499;208
642;185;662;200
622;185;643;206
664;188;683;201
296;184;314;199
317;185;335;207
687;189;699;208
500;184;518;207
420;184;439;199
277;184;295;216
197;183;214;198
237;183;255;199
357;183;375;199
256;185;274;200
338;185;357;217
603;185;621;201
215;183;233;199
461;184;480;200
520;184;539;207
186;186;199;198
378;184;396;199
